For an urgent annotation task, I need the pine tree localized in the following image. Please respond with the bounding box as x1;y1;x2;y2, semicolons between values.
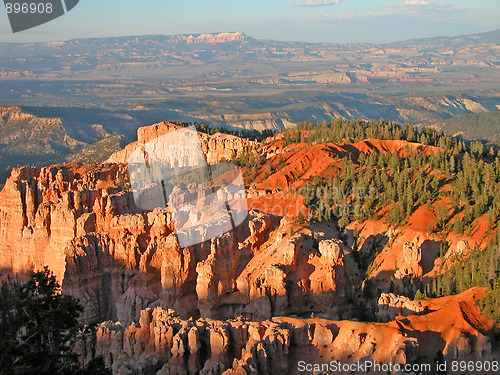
414;289;425;300
0;268;110;375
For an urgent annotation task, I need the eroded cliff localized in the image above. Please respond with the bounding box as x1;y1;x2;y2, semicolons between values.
1;122;498;374
0;161;360;325
77;288;495;375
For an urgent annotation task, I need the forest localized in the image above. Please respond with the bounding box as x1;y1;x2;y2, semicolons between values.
235;118;500;325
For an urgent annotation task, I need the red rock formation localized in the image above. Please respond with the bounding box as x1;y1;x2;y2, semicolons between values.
377;293;426;322
106;121;259;165
252;137;440;192
0;161;359;325
77;288;497;375
1;123;498;374
353;202;492;297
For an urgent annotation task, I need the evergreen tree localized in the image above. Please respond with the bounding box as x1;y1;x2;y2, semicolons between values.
0;268;110;375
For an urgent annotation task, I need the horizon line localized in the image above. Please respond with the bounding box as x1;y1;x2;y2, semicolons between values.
0;28;498;46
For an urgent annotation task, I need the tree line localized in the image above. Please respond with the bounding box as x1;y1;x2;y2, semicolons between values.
245;118;500;234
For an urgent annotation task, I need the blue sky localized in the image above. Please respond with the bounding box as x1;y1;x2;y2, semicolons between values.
0;0;498;43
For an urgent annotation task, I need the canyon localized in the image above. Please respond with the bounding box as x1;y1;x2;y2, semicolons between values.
77;288;495;374
0;121;498;373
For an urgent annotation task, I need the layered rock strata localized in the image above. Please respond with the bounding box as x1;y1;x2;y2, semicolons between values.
78;288;497;375
0;163;359;325
106;122;259;165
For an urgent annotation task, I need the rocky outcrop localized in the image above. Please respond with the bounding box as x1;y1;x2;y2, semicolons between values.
197;113;297;132
77;288;497;375
106;121;259;165
0;162;360;325
173;32;248;44
394;238;423;279
1;124;499;375
377;293;426;322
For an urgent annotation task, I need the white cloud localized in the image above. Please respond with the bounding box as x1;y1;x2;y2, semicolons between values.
404;0;431;5
289;0;342;7
301;1;463;21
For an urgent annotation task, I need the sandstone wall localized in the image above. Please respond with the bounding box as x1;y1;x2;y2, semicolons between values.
0;163;360;325
79;288;497;375
106;121;259;165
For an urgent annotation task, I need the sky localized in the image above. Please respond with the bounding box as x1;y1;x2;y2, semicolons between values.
0;0;498;44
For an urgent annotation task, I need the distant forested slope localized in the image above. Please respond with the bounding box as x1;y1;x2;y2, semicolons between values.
432;111;500;146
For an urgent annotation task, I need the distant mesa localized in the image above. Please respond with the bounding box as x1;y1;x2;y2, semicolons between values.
166;31;249;44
